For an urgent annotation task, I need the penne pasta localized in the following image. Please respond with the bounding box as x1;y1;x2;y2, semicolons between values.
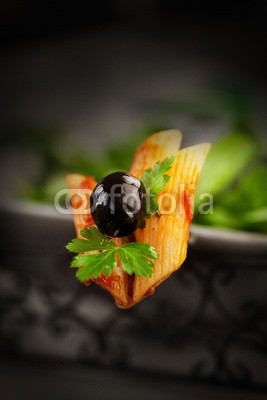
67;130;210;308
130;129;183;177
66;174;129;307
130;140;211;303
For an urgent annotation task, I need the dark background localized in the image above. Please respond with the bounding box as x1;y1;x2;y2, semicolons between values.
1;1;267;77
1;0;267;201
1;1;267;138
1;1;267;50
1;2;267;400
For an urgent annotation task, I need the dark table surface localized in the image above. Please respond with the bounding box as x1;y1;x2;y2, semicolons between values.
1;356;266;400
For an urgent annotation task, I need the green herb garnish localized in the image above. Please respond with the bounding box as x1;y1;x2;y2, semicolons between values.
141;156;175;215
66;226;159;282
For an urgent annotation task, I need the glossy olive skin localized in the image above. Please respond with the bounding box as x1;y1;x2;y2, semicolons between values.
90;172;146;237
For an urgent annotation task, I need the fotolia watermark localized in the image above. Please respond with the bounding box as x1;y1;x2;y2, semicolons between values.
54;186;214;216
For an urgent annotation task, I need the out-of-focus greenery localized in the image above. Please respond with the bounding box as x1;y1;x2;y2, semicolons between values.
194;131;267;234
194;131;258;204
143;87;267;234
3;87;267;234
3;123;164;204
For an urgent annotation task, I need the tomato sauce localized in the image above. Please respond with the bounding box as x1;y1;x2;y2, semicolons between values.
180;190;194;222
83;214;95;228
145;287;155;297
81;176;96;190
97;273;121;290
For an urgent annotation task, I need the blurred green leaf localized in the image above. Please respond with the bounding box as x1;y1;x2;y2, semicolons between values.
219;164;267;213
194;131;258;209
195;206;243;231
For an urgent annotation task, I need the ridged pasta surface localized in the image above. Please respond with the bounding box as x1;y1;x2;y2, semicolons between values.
131;137;211;302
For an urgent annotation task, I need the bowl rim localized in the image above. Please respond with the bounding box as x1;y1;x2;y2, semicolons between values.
2;200;267;253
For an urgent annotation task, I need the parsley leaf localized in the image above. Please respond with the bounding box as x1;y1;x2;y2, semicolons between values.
118;243;158;277
66;226;158;282
66;157;173;281
73;251;117;282
141;156;174;216
66;227;116;252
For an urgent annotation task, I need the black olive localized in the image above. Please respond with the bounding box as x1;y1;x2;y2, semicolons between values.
90;172;146;237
